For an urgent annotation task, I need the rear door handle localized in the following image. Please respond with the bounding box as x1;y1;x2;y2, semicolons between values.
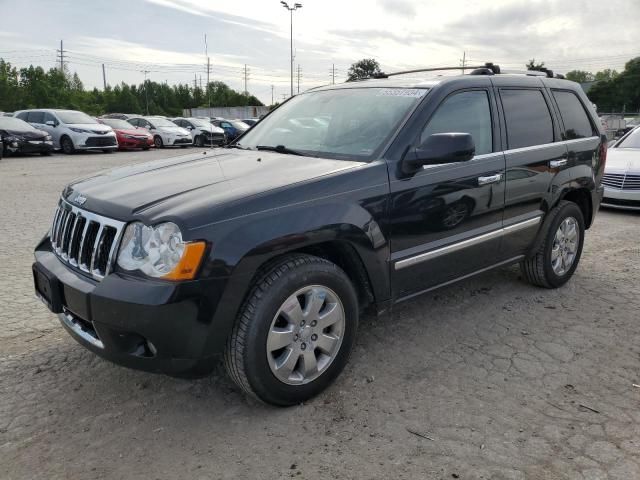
550;159;568;168
477;173;502;185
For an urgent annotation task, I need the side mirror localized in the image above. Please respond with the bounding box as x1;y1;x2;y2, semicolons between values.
403;133;475;174
186;126;193;130
46;120;55;127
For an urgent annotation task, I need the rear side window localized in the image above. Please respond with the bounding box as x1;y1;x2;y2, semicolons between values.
552;90;595;139
420;90;493;155
27;111;45;123
501;89;554;149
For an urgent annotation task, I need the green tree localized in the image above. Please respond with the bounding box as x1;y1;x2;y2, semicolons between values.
565;70;594;83
594;69;619;82
347;58;382;81
526;59;546;71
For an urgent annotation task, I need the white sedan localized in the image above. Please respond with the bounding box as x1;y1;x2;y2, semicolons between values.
601;126;640;211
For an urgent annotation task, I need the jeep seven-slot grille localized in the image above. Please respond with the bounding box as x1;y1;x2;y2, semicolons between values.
50;200;126;280
602;173;640;191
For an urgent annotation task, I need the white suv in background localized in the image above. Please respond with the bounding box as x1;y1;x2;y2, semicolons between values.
14;109;117;154
127;116;192;148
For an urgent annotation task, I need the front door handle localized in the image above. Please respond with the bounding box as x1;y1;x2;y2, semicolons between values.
550;158;568;168
477;173;502;185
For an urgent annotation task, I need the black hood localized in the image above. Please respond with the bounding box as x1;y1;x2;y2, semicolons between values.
64;149;365;228
1;128;48;140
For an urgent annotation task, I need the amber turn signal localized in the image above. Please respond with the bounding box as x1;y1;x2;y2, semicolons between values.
162;241;207;280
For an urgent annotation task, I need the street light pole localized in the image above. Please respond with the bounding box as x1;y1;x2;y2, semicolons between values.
281;1;302;98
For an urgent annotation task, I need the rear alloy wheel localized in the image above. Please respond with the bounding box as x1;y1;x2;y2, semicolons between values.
225;254;358;406
61;136;75;154
154;135;164;148
520;201;585;288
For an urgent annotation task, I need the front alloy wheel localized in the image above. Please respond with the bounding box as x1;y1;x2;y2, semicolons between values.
224;254;358;406
267;286;345;385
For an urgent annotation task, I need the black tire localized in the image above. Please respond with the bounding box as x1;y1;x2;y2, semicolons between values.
60;136;75;154
520;201;585;289
142;146;150;151
102;149;113;154
153;135;164;149
195;135;204;147
224;254;359;406
40;151;52;156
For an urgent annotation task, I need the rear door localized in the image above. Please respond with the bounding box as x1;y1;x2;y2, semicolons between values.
548;88;601;187
494;80;566;258
389;86;506;298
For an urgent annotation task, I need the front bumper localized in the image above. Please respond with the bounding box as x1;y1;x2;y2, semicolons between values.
602;186;640;211
70;132;118;150
118;136;154;149
33;242;228;375
6;139;53;154
167;136;193;146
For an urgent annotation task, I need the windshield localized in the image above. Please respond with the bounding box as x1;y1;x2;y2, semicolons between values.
0;117;36;131
100;118;133;129
189;118;210;127
238;87;426;159
56;111;98;124
616;127;640;148
231;120;249;130
149;117;179;127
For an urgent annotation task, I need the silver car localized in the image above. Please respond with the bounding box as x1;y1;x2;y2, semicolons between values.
601;125;640;211
14;109;117;154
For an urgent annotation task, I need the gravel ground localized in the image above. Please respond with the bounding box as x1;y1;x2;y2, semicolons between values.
1;149;639;480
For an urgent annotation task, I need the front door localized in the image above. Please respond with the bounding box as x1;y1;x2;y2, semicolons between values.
389;88;506;298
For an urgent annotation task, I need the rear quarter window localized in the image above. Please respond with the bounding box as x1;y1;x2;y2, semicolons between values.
552;90;596;139
501;89;554;149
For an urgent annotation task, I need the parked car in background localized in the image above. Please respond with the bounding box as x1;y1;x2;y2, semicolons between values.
127;116;192;148
171;117;226;147
101;113;138;120
240;118;259;126
601;125;640;210
14;109;117;154
0;116;54;156
98;118;154;150
211;119;249;142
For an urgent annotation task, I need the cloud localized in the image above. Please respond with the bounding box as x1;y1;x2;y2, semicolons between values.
377;0;416;17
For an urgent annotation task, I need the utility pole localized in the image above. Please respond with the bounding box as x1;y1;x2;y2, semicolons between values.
271;85;274;106
296;64;301;93
102;64;107;89
194;74;198;89
205;34;211;109
331;64;336;85
281;2;302;97
243;64;250;96
460;51;466;74
141;70;150;115
56;40;67;74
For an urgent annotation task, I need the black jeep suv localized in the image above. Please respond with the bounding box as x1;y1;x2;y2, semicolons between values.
33;64;606;406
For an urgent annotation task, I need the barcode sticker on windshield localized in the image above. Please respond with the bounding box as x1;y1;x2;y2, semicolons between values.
376;89;426;97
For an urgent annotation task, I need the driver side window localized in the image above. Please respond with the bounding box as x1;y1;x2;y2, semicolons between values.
420;90;493;156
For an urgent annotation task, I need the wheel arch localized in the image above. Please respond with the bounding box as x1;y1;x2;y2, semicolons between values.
560;187;593;229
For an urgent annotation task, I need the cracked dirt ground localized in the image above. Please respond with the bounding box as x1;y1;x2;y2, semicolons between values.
1;150;639;480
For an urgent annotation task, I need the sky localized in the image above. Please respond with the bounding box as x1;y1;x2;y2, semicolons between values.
0;0;639;105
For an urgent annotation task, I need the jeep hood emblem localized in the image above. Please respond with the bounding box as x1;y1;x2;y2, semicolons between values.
73;194;87;206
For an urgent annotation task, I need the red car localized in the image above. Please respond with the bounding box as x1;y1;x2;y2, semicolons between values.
98;118;154;150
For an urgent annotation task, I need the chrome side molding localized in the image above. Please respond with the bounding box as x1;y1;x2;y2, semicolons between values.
394;216;541;271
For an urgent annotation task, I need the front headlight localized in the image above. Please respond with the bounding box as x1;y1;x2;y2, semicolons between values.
70;127;91;134
117;222;206;280
45;135;52;141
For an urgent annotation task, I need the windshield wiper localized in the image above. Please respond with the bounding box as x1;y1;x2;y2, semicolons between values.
255;144;306;156
224;143;247;150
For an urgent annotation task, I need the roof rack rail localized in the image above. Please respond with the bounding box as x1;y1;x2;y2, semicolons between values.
365;63;501;80
351;62;566;81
